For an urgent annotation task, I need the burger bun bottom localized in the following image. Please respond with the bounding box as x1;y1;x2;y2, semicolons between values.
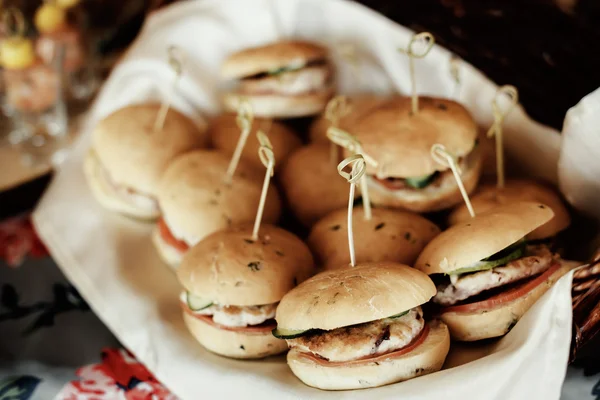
287;320;450;390
183;312;287;359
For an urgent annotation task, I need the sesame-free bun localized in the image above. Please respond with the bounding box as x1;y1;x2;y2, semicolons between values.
221;40;328;80
279;144;356;227
351;96;478;178
276;263;436;331
366;148;482;212
157;150;281;246
177;224;315;306
308;207;440;270
92;104;207;196
448;179;571;240
209;114;301;171
151;225;182;269
308;94;392;144
183;312;287;359
286;320;450;390
440;259;576;341
222;86;334;118
415;202;555;275
84;150;160;220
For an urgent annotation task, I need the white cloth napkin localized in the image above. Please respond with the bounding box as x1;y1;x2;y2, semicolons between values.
33;0;588;399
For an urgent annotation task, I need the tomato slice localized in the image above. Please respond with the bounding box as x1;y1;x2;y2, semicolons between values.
297;324;430;367
442;263;561;314
180;301;276;335
372;176;408;190
158;218;189;252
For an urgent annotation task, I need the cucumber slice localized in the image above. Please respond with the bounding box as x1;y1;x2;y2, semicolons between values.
272;327;311;339
267;62;305;76
450;239;526;276
389;310;409;319
405;172;439;189
186;292;213;311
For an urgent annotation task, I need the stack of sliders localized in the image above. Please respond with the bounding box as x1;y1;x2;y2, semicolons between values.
220;40;334;118
349;96;482;212
415;202;576;341
84;104;208;220
176;134;316;358
273;263;450;390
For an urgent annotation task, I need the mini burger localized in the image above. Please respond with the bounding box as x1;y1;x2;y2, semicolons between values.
350;96;481;212
273;263;450;390
209;114;301;172
84;104;207;220
279;144;357;227
448;179;571;242
153;150;281;268
308;206;440;270
415;201;576;341
220;40;334;118
308;94;391;144
176;224;315;359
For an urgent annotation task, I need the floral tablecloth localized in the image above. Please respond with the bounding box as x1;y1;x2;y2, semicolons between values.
0;214;598;400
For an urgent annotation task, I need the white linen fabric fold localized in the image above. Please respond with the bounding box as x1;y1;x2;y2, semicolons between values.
33;0;587;399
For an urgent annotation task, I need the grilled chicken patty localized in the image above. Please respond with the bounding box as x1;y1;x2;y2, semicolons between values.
287;308;424;363
434;246;555;306
239;65;331;96
181;293;277;327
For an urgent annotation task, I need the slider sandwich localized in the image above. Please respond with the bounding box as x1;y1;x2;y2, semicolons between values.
153;150;281;268
309;206;440;270
209;114;301;172
176;225;315;359
415;202;576;341
448;179;571;242
84;104;207;219
220;40;334;118
350;97;481;212
274;263;450;390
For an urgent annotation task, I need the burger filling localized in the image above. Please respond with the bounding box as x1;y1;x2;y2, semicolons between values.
90;150;159;213
369;144;477;192
181;292;276;328
284;307;424;363
238;59;332;96
158;218;189;253
433;241;557;307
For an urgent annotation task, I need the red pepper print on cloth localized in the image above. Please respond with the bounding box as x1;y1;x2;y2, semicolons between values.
55;348;178;400
0;214;48;267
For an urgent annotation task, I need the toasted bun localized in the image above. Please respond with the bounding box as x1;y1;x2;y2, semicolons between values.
279;144;354;227
209;114;301;171
308;94;392;144
151;226;182;269
222;86;334;118
276;263;436;331
221;40;328;79
366;148;482;212
441;259;576;341
177;224;315;306
415;202;555;275
182;312;287;359
84;151;160;220
351;97;478;177
448;179;571;240
158;150;281;246
287;320;450;390
308;207;440;270
92;104;207;196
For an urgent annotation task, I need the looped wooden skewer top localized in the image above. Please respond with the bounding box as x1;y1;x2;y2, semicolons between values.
224;99;254;185
167;45;184;77
326;127;379;168
257;131;275;176
487;85;519;139
235;98;254;134
3;7;26;37
398;32;435;114
431;144;475;218
325;95;350;127
337;154;366;184
449;54;462;99
153;45;186;133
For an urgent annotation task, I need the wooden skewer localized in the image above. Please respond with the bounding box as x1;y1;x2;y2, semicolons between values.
224;99;254;185
251;131;275;241
431;144;475;218
154;46;184;133
398;32;435;114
